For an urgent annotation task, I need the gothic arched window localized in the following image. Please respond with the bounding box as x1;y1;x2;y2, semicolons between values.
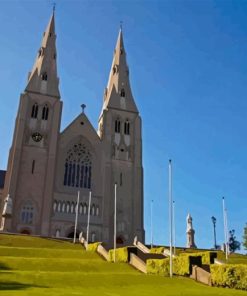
31;103;39;119
42;104;49;120
124;120;130;135
20;201;34;224
115;119;121;133
96;206;99;216
120;88;125;97
63;143;92;189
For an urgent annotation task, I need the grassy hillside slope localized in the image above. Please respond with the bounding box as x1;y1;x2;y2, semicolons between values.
0;234;246;296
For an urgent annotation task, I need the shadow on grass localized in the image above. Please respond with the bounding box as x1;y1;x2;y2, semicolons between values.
0;262;11;270
0;281;48;291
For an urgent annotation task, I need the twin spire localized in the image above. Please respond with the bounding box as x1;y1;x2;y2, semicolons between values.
25;13;138;113
25;12;60;98
103;28;138;113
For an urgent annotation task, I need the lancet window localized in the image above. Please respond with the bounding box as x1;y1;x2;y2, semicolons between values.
124;120;130;135
115;119;121;133
120;88;125;97
42;104;49;120
31;103;39;118
63;143;92;189
41;72;48;81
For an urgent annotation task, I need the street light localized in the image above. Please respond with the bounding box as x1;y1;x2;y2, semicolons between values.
211;216;217;249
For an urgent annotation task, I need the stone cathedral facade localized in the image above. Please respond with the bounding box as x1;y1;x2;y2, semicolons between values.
0;13;145;246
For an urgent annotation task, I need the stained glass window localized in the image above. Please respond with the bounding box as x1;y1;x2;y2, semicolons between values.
63;143;92;189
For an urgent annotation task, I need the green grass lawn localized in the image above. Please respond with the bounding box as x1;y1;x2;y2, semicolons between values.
0;234;246;296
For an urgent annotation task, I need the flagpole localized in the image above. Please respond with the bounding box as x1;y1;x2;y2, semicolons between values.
114;183;117;263
73;191;80;243
151;199;153;248
225;208;229;258
168;159;173;277
222;197;228;260
86;191;92;243
173;200;176;256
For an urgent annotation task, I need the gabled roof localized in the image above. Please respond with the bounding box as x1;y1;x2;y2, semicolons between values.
60;111;100;145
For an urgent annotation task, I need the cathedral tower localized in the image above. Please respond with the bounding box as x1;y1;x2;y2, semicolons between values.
98;29;145;245
1;13;62;235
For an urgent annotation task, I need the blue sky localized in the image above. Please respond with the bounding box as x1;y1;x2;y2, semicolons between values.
0;0;246;251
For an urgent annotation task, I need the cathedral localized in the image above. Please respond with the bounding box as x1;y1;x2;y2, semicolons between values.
0;12;145;246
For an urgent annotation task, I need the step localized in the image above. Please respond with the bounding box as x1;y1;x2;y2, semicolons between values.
0;246;92;259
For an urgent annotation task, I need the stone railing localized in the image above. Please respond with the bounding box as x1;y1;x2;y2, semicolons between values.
97;244;109;261
191;265;211;286
79;236;88;249
129;253;147;274
133;237;150;254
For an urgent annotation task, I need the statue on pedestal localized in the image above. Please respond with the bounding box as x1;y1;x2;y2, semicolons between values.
2;194;13;217
186;213;197;248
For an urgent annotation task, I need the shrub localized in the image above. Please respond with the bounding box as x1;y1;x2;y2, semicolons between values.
211;264;247;290
173;255;191;275
108;247;128;263
87;242;101;252
146;258;170;276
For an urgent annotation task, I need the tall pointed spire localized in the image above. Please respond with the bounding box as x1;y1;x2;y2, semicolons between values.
25;12;60;98
102;28;138;113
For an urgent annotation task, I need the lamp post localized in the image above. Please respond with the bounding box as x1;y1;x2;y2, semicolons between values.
151;199;153;248
86;191;92;244
222;197;228;260
114;183;117;263
211;216;217;249
73;191;80;244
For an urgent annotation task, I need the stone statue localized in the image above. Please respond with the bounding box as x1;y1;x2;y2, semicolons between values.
2;194;13;217
186;213;197;248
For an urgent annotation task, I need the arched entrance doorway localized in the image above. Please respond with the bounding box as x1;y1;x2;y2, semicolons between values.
20;229;31;235
116;236;124;244
67;232;79;239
